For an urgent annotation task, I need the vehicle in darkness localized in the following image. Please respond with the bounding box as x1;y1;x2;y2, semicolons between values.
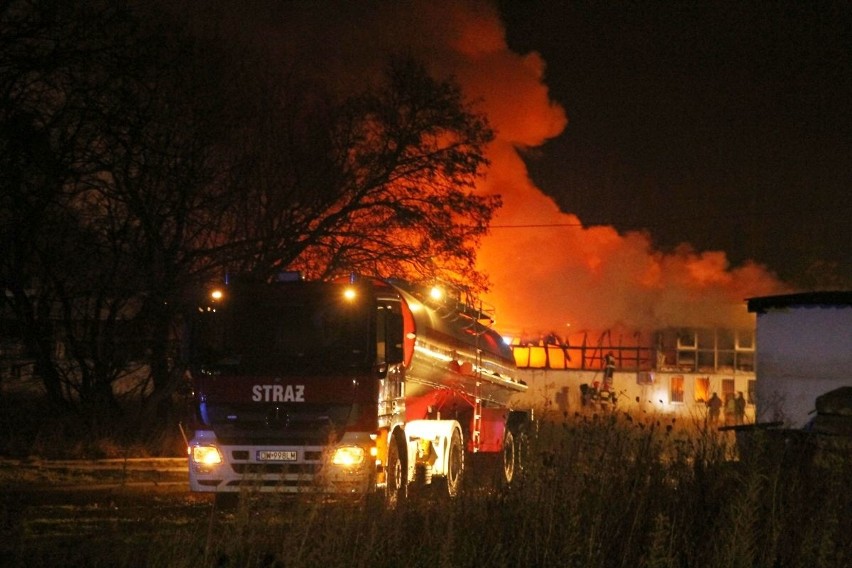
184;274;530;506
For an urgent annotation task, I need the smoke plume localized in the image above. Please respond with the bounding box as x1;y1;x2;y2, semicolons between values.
199;0;788;335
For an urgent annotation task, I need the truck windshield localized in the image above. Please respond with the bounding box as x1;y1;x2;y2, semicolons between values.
191;286;373;375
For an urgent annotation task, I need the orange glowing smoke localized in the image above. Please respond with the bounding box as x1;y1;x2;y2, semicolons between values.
203;0;788;334
396;1;787;334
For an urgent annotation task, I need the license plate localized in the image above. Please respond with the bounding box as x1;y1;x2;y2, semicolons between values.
257;450;297;462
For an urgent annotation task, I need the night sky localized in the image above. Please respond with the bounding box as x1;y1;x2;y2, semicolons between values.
498;0;852;285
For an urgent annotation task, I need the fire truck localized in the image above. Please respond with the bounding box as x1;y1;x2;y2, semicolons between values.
184;274;530;506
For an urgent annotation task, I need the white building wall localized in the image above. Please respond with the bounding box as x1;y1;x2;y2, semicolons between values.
755;305;852;427
510;368;755;426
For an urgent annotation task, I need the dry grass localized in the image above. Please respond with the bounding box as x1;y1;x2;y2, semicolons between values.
2;410;851;568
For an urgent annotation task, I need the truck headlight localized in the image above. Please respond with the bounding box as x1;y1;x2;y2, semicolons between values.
331;445;366;467
191;445;223;466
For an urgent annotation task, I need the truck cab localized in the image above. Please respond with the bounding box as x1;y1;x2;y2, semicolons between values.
185;275;528;504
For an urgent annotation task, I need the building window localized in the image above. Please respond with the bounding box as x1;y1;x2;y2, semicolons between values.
722;378;735;401
697;329;716;350
677;350;696;371
670;375;684;403
637;371;655;385
717;329;735;350
697;350;716;371
737;330;755;350
748;379;756;405
694;377;710;403
677;330;696;348
736;351;755;372
721;378;736;418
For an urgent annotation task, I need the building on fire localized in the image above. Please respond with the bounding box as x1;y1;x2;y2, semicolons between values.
507;325;758;425
508;290;852;429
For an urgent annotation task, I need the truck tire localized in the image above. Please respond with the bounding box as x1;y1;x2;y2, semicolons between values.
502;419;527;486
444;428;464;497
385;431;407;508
502;428;519;485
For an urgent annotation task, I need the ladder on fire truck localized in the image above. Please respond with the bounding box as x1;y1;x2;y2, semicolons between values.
468;297;495;453
470;295;497;453
472;378;483;453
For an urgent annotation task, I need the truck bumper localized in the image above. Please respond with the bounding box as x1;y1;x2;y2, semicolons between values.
188;432;375;495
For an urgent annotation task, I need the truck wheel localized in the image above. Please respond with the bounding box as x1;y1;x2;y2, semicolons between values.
502;426;525;486
385;434;407;508
444;428;464;497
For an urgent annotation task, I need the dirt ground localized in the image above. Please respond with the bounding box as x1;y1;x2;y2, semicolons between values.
0;458;216;567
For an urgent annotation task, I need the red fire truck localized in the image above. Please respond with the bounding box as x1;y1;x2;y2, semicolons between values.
185;274;530;506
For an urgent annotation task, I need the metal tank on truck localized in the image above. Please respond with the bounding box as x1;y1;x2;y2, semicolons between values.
184;273;530;506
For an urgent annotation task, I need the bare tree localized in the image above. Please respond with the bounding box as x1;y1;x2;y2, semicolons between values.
1;1;241;425
232;58;498;294
123;55;500;420
0;1;148;421
1;1;501;437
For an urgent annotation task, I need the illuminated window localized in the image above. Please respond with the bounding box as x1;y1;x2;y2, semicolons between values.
512;346;530;368
670;376;684;403
748;380;756;405
694;377;710;403
722;378;735;401
546;345;568;369
529;346;547;368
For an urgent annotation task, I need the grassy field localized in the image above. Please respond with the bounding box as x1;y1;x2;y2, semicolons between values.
2;412;851;568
